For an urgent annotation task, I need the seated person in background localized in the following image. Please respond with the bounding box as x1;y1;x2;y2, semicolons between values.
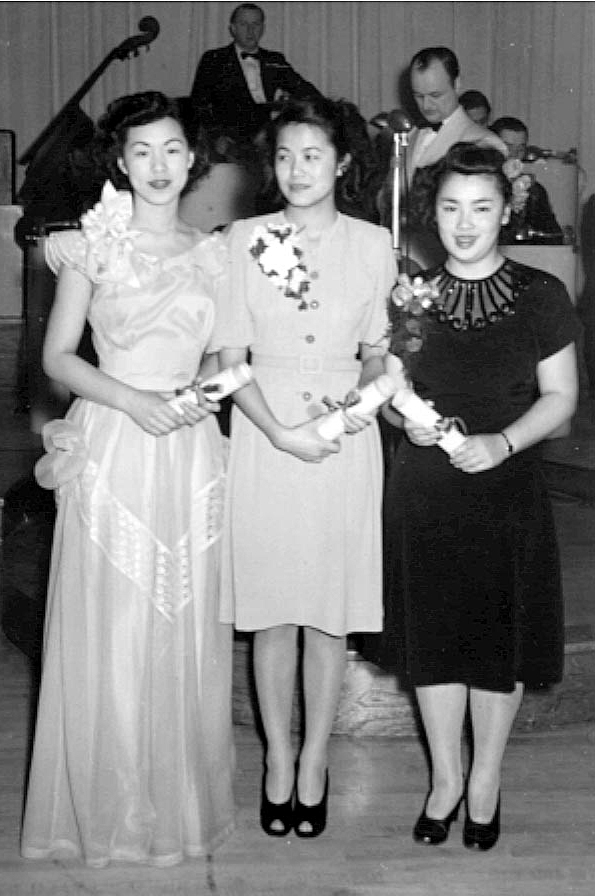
459;89;491;127
190;3;321;143
491;116;563;243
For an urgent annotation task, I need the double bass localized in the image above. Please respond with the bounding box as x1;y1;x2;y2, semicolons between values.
18;16;160;226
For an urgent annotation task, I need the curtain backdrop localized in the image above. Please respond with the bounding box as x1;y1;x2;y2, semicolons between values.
1;2;594;249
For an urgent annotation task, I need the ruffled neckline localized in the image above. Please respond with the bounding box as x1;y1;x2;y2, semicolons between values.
79;181;226;286
430;259;528;331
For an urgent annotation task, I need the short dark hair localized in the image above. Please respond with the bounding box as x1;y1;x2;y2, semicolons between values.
259;95;371;212
410;142;511;229
460;90;491;116
410;47;460;84
491;116;528;137
95;91;210;191
230;3;264;25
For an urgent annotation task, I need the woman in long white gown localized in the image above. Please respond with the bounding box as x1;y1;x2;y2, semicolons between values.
20;92;235;867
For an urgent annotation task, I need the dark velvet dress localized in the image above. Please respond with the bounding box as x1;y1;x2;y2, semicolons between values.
364;259;581;693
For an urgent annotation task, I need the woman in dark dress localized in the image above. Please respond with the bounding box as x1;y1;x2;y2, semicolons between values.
379;144;579;850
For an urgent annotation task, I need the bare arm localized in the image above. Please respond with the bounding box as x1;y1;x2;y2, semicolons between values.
339;343;388;434
499;342;578;451
219;346;339;463
358;343;386;388
197;351;220;382
43;267;210;436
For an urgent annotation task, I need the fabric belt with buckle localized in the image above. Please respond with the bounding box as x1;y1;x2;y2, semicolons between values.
251;354;360;375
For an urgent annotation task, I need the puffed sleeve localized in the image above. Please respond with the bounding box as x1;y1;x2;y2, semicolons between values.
209;220;257;351
44;229;88;277
526;270;582;360
193;232;233;354
360;224;395;347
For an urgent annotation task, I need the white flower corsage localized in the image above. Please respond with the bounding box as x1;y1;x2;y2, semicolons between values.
249;223;310;310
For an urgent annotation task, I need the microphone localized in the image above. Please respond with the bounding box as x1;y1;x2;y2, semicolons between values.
138;16;160;40
523;145;553;162
370;109;413;134
524;145;578;164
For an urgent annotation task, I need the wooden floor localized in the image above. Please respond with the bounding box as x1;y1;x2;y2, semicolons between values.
1;630;595;896
2;320;595;894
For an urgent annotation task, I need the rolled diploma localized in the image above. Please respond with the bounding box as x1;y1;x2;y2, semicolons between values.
317;374;398;440
386;351;466;455
391;387;466;454
169;363;252;413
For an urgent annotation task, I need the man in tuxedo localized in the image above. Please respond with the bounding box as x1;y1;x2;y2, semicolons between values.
406;47;506;186
190;3;320;142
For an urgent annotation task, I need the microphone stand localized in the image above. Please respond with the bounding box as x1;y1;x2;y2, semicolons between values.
391;129;410;271
370;110;413;273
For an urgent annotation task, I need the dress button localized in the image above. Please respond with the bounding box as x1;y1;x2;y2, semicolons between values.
310;300;319;310
302;391;312;401
310;271;319;280
305;334;315;344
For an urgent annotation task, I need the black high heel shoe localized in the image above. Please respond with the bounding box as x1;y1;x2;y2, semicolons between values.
260;775;294;837
413;794;463;845
463;795;501;851
294;771;329;838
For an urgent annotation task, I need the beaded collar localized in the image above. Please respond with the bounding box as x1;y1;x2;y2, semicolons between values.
431;259;529;331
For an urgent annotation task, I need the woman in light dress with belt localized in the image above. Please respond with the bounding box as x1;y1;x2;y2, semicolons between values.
214;96;396;838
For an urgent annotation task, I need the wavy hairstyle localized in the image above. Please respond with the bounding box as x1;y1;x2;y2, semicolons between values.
409;142;511;230
94;91;210;192
257;95;382;220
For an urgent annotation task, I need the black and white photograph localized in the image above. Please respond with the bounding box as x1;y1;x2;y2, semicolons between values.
0;3;594;894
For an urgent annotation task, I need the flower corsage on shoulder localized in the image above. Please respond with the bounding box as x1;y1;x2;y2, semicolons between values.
386;273;467;451
387;272;440;369
81;180;140;283
249;222;310;310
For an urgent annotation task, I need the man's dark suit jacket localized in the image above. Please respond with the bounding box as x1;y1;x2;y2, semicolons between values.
190;43;320;140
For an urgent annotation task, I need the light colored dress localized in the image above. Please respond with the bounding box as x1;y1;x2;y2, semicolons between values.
213;212;395;635
21;184;235;867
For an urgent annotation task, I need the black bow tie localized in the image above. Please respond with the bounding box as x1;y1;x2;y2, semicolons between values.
429;122;443;132
241;50;260;60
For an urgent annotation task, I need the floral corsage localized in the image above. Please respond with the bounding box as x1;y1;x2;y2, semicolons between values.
249;223;310;309
386;274;467;445
387;272;440;366
81;180;140;284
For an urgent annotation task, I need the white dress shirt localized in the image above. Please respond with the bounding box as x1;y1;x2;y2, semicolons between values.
236;45;266;104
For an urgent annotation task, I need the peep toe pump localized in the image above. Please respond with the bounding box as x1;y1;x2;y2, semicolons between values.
294;771;329;838
260;775;294;837
413;795;463;845
463;795;501;851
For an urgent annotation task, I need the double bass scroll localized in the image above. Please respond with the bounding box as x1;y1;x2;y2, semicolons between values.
17;17;160;216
